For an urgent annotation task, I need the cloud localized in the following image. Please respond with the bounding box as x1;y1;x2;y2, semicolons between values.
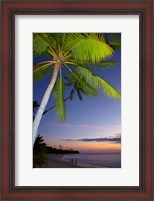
52;123;121;131
61;134;121;144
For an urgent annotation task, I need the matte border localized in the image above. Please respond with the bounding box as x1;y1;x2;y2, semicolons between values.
1;1;153;200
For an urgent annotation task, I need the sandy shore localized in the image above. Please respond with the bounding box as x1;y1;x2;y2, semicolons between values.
36;154;105;168
39;154;85;168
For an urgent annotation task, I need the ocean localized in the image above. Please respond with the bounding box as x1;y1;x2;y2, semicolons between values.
62;153;121;168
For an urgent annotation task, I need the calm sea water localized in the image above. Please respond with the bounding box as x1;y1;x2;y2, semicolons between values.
62;153;121;168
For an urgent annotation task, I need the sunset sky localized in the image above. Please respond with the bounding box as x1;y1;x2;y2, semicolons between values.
33;48;121;153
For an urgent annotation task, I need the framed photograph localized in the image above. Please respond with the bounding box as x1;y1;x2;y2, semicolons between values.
1;0;153;200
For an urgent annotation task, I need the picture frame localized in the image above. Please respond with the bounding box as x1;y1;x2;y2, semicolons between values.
1;0;153;200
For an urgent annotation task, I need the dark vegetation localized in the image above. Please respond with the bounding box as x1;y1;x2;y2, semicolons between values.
33;135;47;168
46;146;80;154
33;135;79;167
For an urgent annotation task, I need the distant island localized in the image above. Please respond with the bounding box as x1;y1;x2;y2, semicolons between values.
46;146;80;154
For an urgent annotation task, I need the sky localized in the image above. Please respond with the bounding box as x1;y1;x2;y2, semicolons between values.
33;42;121;153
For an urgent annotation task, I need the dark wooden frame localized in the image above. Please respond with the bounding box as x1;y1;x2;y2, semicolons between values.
1;0;153;200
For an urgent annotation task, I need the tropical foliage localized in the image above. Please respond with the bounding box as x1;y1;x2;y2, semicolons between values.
42;74;98;115
33;33;121;146
33;135;47;168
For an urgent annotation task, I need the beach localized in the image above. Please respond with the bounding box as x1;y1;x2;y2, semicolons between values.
39;154;85;168
36;153;121;168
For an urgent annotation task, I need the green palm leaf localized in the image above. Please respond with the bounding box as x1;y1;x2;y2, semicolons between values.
50;33;65;46
74;60;116;70
33;33;50;55
65;66;99;97
69;89;75;100
106;33;121;50
33;63;53;82
53;75;66;121
66;72;98;97
64;33;114;63
76;88;83;101
76;66;121;99
33;33;56;56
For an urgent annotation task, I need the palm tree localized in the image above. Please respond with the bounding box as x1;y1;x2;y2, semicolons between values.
33;33;121;146
33;135;47;168
34;60;117;116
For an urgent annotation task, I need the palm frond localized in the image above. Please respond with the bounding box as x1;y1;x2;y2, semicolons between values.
65;66;99;97
76;88;83;101
69;89;75;100
33;33;49;55
48;33;64;46
53;71;66;121
106;33;121;50
64;33;114;63
76;66;121;99
73;60;116;70
33;63;53;82
33;33;56;56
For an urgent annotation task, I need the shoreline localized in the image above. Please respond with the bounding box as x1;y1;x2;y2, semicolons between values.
39;154;85;168
36;154;107;168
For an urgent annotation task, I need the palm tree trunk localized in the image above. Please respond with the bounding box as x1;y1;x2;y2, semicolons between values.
32;64;59;146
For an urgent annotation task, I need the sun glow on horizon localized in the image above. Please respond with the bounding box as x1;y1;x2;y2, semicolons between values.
46;140;121;153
